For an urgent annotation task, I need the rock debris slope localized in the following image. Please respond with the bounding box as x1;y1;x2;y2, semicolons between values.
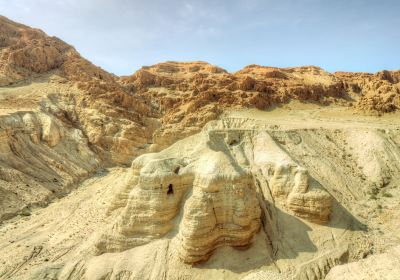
325;246;400;280
0;15;400;280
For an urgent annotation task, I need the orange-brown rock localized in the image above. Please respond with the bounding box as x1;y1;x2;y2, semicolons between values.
335;70;400;113
2;15;399;166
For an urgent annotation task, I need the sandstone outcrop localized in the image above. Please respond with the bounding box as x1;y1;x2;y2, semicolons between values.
95;120;332;263
335;70;400;113
177;167;261;263
0;16;69;85
272;165;331;223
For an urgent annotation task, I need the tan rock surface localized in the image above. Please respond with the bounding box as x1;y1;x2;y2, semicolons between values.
94;119;335;264
326;246;400;280
0;106;399;279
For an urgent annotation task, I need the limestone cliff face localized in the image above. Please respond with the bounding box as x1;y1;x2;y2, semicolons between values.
271;165;331;223
1;15;399;167
95;120;332;263
0;16;154;167
0;110;99;220
0;16;70;86
177;166;261;263
121;62;349;150
95;130;264;263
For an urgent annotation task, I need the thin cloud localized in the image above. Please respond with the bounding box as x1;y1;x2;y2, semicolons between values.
0;0;399;74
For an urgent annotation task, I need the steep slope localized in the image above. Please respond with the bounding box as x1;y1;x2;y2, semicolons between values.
0;16;155;219
0;15;154;163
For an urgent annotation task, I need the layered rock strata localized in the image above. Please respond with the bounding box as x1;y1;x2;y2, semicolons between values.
0;110;99;220
95;120;332;263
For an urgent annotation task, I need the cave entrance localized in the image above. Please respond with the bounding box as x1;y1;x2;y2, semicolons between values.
167;184;174;195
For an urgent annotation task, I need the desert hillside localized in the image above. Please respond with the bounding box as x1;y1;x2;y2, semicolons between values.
0;16;400;280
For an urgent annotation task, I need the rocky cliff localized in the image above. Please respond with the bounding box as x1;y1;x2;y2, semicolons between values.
94;120;332;264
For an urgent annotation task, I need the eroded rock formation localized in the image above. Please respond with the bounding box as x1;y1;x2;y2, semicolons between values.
336;70;400;113
0;110;99;220
95;120;332;263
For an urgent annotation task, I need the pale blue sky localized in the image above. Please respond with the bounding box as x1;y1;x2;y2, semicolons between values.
1;0;399;75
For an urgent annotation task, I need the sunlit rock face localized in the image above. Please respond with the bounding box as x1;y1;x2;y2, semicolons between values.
95;120;332;263
0;111;100;220
177;165;261;263
271;164;331;223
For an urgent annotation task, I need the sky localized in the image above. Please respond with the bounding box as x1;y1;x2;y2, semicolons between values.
0;0;399;75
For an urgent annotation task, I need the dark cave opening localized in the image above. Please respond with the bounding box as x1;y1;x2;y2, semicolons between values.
167;184;174;195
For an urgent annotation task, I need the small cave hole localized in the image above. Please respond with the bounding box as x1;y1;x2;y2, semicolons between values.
174;166;180;174
228;139;238;146
167;184;174;195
